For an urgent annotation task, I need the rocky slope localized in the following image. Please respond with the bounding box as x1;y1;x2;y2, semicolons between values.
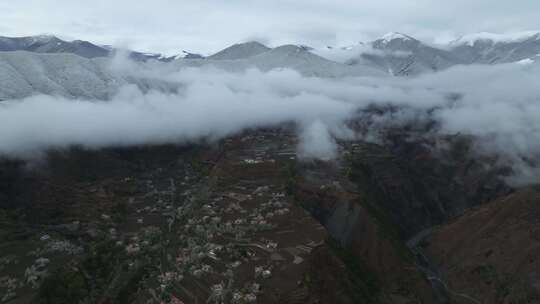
424;187;540;303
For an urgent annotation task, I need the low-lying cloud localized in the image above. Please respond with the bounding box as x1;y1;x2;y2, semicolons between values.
311;44;412;64
0;57;539;184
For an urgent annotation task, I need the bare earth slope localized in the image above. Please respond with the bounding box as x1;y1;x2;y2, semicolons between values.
426;187;540;303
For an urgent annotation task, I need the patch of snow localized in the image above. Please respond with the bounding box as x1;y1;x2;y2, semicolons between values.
310;42;410;64
516;58;534;65
380;32;414;43
174;53;186;60
451;31;540;46
309;44;363;63
0;51;120;100
310;42;388;63
34;34;56;42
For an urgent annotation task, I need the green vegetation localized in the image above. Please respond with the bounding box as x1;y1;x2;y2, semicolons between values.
472;264;497;285
283;161;298;195
327;238;381;303
347;159;413;262
36;238;152;304
39;267;88;304
111;201;129;222
114;265;150;304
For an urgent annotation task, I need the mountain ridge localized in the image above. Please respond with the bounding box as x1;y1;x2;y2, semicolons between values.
0;34;204;63
313;31;540;75
1;31;539;80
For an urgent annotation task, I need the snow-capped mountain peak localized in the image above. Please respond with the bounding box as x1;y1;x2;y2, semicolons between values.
173;50;204;60
379;32;415;43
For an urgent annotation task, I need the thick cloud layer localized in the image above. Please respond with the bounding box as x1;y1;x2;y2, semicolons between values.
0;59;539;184
0;67;358;159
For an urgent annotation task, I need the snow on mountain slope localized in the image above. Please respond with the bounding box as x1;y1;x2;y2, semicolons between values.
356;33;459;76
0;51;184;100
449;32;540;64
0;51;119;100
309;43;378;64
0;35;198;63
0;44;386;101
4;32;539;80
379;32;415;44
307;32;462;76
173;51;205;59
207;41;271;60
246;44;385;77
174;44;386;77
317;31;540;76
1;31;538;101
450;31;540;47
0;35;110;58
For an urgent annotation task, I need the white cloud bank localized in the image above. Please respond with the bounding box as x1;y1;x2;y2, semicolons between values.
2;0;540;54
0;58;539;184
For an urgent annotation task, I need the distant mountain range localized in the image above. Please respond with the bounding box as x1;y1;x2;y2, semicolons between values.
0;35;203;62
0;32;538;100
317;31;540;75
1;32;539;76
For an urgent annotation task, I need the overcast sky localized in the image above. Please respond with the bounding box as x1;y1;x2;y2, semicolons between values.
1;0;539;55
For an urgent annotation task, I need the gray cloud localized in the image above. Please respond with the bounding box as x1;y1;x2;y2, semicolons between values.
1;1;539;54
